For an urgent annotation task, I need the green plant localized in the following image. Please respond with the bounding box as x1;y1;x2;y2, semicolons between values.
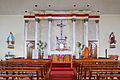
38;40;47;53
77;42;85;57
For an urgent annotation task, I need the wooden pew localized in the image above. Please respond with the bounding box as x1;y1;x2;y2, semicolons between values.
0;70;39;80
82;61;119;80
0;59;51;74
0;75;33;80
89;70;120;80
0;59;51;80
72;59;118;80
0;67;43;80
96;71;120;80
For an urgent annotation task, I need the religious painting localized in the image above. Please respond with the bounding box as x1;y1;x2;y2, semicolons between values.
6;32;15;49
109;32;116;48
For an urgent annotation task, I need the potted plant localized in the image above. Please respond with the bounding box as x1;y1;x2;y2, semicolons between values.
38;40;47;59
77;42;85;59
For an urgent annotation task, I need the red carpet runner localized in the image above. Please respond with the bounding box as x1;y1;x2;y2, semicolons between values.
50;62;74;80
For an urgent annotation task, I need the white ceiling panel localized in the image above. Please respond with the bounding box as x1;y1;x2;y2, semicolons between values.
0;0;120;15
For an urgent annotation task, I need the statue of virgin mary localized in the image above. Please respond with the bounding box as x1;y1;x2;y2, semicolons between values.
7;32;15;48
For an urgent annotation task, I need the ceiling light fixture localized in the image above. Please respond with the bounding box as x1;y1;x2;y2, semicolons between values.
25;11;27;13
73;5;76;7
48;5;51;7
35;5;37;7
87;5;90;7
97;11;100;12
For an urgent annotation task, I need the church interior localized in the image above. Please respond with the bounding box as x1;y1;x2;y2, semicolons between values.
0;0;120;80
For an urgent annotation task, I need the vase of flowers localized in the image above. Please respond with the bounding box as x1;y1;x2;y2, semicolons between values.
59;55;64;62
38;40;47;59
77;42;85;59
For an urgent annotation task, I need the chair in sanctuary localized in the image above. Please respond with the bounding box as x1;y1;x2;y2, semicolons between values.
83;47;89;59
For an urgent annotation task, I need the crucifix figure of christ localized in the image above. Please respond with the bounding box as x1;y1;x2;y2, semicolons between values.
56;21;68;51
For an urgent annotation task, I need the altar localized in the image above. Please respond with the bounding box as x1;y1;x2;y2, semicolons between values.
50;51;72;55
50;51;72;62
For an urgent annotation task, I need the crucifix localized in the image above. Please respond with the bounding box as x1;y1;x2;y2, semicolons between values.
56;21;67;50
57;21;66;39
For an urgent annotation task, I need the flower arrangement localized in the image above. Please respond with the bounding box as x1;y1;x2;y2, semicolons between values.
59;55;64;58
59;55;64;61
38;40;47;59
56;36;58;40
77;42;85;59
65;36;67;39
38;40;47;52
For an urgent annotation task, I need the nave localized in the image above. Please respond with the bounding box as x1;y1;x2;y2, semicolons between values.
0;58;120;80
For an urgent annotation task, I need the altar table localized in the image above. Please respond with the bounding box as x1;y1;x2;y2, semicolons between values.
50;51;72;62
50;51;72;55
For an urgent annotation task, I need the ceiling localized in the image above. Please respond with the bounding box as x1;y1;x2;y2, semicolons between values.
0;0;120;15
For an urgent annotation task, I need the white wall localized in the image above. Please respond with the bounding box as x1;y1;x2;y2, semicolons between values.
0;15;24;60
99;15;120;59
0;15;120;60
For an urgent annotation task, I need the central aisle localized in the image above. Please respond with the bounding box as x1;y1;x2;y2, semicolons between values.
50;62;74;80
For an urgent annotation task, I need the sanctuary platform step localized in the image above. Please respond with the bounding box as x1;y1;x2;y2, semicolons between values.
52;62;71;67
50;62;74;80
51;67;73;71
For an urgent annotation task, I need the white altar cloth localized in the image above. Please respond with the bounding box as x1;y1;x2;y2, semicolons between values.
50;51;73;55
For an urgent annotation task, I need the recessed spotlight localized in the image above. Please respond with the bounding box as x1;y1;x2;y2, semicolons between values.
25;11;27;13
48;5;51;7
97;11;100;12
87;5;90;7
35;5;37;7
73;5;76;7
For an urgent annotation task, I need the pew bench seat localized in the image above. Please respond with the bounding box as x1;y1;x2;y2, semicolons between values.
0;75;33;80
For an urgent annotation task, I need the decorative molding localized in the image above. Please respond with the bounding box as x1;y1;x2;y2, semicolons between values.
24;10;100;20
84;19;88;23
89;16;100;18
48;18;52;22
72;19;76;22
25;20;29;23
24;16;35;18
35;18;40;23
95;20;99;23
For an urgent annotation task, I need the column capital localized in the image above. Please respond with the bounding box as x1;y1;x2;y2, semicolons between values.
84;19;88;23
48;18;52;22
35;18;40;23
95;20;99;23
25;20;29;23
72;19;76;22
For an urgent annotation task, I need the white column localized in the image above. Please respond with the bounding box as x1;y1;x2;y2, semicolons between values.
95;20;100;57
32;19;40;59
72;19;76;55
48;19;52;55
84;19;88;47
24;20;29;58
35;19;40;50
